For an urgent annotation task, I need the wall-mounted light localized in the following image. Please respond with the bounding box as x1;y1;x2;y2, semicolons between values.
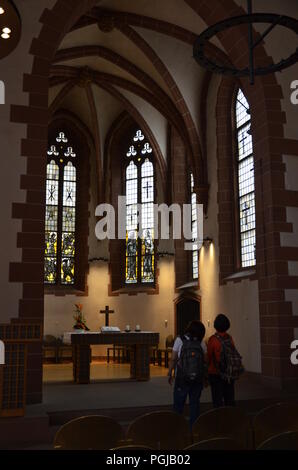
0;7;5;15
203;237;213;247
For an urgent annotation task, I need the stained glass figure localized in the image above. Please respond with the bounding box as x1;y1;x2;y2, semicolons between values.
141;229;154;283
44;257;57;284
236;89;256;267
125;131;155;285
45;132;77;285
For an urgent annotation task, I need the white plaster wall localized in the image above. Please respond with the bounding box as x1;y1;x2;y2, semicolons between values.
97;0;223;50
59;26;170;95
134;27;205;138
91;85;124;164
56;86;93;131
49;83;67;108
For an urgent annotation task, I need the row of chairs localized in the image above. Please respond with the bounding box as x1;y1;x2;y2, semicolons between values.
112;433;298;450
53;402;298;450
43;335;72;363
44;334;175;366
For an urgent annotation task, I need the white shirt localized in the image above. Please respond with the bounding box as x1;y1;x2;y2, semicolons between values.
172;335;207;359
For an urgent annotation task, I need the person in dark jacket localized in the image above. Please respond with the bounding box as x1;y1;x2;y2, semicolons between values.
168;320;207;427
207;314;236;408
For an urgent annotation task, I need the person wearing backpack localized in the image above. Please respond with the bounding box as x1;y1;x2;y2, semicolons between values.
168;320;207;427
207;314;244;408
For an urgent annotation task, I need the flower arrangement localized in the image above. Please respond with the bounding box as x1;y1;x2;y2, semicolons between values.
73;303;90;331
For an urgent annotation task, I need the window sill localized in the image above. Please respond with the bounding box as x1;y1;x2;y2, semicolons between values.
177;281;199;290
44;286;87;296
223;269;256;283
112;285;158;296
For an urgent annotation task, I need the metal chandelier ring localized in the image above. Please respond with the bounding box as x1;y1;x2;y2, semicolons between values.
193;13;298;77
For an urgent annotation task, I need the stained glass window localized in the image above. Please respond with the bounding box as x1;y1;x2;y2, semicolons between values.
45;132;77;286
191;173;199;280
235;89;256;267
125;130;155;285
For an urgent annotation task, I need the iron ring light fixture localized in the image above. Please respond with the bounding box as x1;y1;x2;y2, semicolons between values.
193;13;298;84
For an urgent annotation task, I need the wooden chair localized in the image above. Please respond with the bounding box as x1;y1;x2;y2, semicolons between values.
150;346;158;365
253;402;298;449
185;438;244;450
107;345;130;364
57;337;73;363
126;411;191;450
257;431;298;450
53;415;123;450
192;407;250;448
157;335;174;367
43;335;58;363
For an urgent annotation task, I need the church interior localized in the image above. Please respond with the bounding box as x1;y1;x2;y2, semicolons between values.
0;0;298;452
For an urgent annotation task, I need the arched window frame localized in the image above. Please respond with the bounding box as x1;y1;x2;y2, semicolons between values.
45;131;78;286
124;129;156;286
234;88;256;269
44;119;90;294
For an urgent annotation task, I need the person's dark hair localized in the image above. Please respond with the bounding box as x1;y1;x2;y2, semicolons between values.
214;314;230;333
184;320;205;341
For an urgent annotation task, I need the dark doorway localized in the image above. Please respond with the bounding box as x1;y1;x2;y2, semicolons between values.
176;297;200;337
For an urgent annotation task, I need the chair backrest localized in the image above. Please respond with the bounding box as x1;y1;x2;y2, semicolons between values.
54;415;123;450
166;335;174;348
126;411;190;450
43;335;57;345
185;438;244;450
192;406;250;448
257;431;298;450
253;402;298;448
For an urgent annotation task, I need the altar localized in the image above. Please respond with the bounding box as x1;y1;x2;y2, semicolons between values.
63;331;160;384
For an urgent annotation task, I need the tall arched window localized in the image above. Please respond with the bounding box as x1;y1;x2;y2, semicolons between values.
235;89;256;267
45;132;77;285
190;173;199;280
125;129;155;285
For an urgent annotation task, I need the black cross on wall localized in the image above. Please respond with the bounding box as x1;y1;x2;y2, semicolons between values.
100;306;115;327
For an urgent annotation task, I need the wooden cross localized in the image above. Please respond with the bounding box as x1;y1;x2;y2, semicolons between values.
100;305;115;327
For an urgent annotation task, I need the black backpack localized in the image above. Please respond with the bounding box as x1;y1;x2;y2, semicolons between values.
177;336;205;384
215;333;244;383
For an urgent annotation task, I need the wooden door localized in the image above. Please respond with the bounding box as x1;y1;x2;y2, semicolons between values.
176;298;200;337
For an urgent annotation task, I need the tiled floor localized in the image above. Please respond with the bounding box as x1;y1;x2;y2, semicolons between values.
27;365;293;417
43;361;167;383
